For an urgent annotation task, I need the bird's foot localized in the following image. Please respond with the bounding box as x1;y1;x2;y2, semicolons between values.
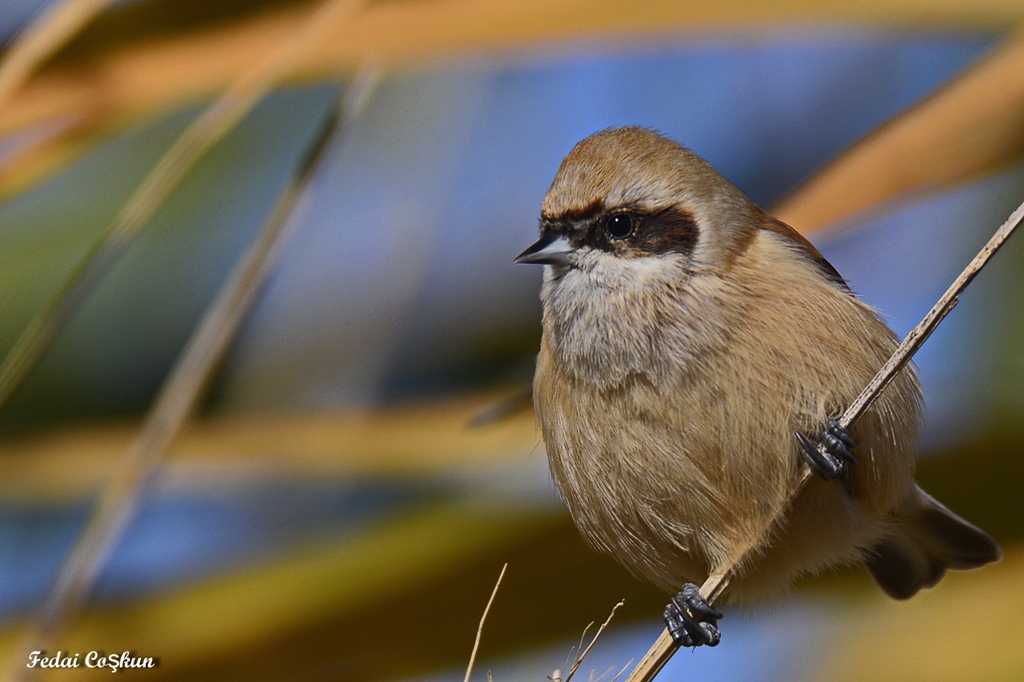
663;583;723;648
796;418;856;481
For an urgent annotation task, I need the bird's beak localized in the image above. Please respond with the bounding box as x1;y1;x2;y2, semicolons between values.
515;234;574;266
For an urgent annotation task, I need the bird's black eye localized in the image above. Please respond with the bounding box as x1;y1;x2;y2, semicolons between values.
605;212;636;240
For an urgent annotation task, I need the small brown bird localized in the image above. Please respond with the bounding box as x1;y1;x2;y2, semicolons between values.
516;127;1000;647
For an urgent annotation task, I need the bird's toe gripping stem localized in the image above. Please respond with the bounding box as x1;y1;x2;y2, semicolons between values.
796;418;856;481
663;583;724;648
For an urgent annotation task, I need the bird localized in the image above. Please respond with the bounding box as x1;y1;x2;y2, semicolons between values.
515;126;1001;648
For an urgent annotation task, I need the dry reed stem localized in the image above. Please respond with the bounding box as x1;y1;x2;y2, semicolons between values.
626;198;1024;681
564;600;625;682
464;563;508;682
609;660;635;682
0;0;369;414
11;61;381;682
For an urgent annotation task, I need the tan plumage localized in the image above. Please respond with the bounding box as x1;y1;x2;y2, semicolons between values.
524;126;1000;605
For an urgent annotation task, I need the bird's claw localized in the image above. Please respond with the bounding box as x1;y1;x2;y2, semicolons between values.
796;419;856;481
663;583;723;648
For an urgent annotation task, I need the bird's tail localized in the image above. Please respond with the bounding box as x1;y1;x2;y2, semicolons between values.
865;486;1002;600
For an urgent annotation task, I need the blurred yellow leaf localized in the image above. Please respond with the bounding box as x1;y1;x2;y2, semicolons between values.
0;393;539;502
4;0;1024;195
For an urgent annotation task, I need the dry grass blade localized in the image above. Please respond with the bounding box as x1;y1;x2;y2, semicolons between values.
10;62;381;680
564;600;624;682
0;0;113;111
776;30;1024;233
464;563;508;682
625;199;1024;681
610;660;635;682
0;0;369;415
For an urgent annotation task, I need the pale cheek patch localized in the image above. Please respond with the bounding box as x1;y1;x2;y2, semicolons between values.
581;251;687;291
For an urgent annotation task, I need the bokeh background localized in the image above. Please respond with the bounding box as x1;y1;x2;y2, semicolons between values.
1;1;1023;680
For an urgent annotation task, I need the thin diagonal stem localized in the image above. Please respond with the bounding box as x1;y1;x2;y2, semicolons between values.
464;563;507;682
